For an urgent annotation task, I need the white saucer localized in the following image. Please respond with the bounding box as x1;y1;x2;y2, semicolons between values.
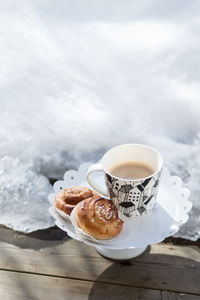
48;162;192;258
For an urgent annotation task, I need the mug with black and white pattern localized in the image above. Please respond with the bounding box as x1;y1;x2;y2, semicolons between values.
87;144;163;218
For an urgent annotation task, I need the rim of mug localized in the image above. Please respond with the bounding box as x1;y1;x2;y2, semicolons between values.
102;143;163;181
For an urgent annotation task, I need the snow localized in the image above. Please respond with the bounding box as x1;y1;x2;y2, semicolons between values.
0;0;200;237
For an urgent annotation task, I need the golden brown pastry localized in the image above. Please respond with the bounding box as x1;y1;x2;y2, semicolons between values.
76;196;124;240
55;186;99;216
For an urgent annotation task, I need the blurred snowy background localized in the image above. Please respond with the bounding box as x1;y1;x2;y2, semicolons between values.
0;0;200;239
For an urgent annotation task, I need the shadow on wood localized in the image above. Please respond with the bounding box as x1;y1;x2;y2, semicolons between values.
89;246;200;298
0;226;69;249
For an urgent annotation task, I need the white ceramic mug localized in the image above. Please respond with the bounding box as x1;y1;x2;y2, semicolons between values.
86;144;163;218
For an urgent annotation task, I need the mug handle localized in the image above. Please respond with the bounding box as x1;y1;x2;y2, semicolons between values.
86;163;108;197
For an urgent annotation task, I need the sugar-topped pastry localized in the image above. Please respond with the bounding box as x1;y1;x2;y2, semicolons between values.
55;186;99;216
76;196;124;240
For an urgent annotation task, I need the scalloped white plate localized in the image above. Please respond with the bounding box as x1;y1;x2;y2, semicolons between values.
48;162;192;249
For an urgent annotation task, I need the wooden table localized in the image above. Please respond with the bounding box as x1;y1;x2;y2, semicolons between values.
0;226;200;300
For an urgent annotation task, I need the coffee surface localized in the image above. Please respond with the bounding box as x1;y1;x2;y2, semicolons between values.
109;161;154;179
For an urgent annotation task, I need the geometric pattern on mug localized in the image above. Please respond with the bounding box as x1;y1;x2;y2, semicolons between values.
106;171;161;217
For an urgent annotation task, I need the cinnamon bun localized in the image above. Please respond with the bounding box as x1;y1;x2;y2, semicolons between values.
76;197;123;240
55;186;99;216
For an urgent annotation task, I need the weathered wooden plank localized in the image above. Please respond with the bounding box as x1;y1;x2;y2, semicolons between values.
0;226;66;249
162;291;200;300
0;270;161;300
1;226;200;295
